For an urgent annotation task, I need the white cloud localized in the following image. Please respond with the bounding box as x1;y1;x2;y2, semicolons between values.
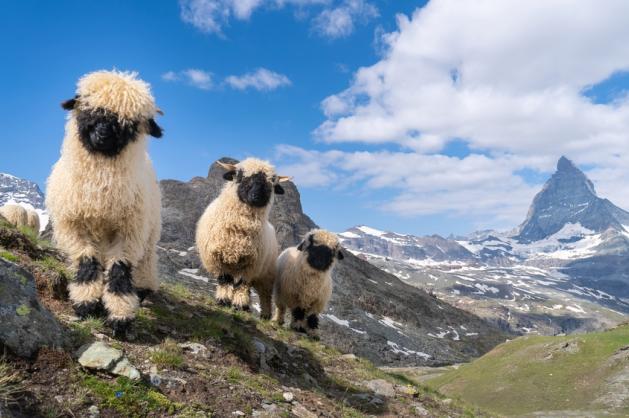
179;0;374;38
304;0;629;229
162;69;213;90
225;68;291;91
312;0;378;39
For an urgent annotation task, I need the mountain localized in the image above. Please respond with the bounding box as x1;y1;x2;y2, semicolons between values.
517;156;629;242
339;157;629;336
0;172;45;209
157;158;509;367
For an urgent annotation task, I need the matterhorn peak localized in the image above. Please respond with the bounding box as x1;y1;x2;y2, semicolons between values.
517;157;629;242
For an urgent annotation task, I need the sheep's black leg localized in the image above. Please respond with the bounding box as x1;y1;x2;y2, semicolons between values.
306;313;320;340
291;307;307;333
70;256;105;319
136;288;153;303
216;274;234;306
103;261;139;339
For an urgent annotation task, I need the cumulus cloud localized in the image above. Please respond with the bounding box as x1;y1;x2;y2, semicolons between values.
162;69;213;90
179;0;376;38
224;68;292;91
298;0;629;229
312;0;378;39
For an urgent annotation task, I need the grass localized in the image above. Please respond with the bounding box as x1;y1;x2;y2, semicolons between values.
0;249;18;263
35;256;70;279
80;374;185;417
69;317;106;345
428;324;629;416
150;338;184;369
0;359;24;406
17;225;51;249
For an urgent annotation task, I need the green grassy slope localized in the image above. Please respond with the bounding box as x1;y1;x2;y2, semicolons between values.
427;325;629;417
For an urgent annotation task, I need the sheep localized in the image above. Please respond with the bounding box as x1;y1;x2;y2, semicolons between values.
0;204;28;228
195;158;290;319
273;229;344;338
46;70;164;337
26;209;40;234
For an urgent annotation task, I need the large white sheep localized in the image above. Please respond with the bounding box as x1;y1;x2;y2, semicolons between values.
195;158;290;319
46;70;164;337
273;229;344;338
0;204;28;228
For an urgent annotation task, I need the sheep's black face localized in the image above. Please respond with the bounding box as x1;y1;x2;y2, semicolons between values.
237;171;273;208
76;108;140;157
306;244;335;271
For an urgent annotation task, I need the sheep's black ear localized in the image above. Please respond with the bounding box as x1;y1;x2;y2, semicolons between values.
223;171;237;181
297;240;305;251
274;184;285;194
337;250;344;260
61;95;79;110
148;119;163;138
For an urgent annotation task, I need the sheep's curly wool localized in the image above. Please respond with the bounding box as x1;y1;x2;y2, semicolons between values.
46;70;162;330
273;229;342;337
196;158;285;319
0;204;28;228
25;209;40;234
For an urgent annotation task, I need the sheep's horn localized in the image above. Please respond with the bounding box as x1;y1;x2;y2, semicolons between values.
217;161;238;171
277;175;292;182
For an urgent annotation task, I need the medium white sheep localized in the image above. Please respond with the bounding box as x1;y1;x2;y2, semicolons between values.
0;204;28;228
273;229;344;338
195;158;290;319
26;209;40;234
46;70;164;337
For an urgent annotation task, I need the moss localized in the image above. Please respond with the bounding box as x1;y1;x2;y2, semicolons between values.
80;374;185;417
150;338;184;369
0;250;18;262
15;304;31;316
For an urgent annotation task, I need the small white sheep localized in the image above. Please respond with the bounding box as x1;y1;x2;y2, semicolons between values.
26;209;40;234
46;70;164;337
273;229;344;338
195;158;290;319
0;204;28;228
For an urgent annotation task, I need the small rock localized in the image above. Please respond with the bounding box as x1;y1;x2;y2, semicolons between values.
442;398;453;405
282;392;294;402
77;342;123;370
150;373;162;386
111;358;141;380
412;403;430;416
396;384;418;396
365;379;396;398
94;333;107;340
54;395;64;404
253;338;267;354
291;403;317;418
261;403;278;413
232;412;245;417
178;342;207;355
340;353;358;361
87;405;100;417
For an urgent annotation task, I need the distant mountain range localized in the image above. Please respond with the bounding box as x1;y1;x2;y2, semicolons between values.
340;157;629;335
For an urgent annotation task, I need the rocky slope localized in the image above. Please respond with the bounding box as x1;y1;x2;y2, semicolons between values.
157;158;508;367
339;157;629;336
0;217;487;418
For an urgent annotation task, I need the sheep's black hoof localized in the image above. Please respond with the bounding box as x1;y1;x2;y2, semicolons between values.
109;319;132;340
136;289;153;303
217;298;232;307
73;300;104;319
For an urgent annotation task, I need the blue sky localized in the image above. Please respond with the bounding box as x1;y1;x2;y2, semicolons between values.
2;1;629;237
